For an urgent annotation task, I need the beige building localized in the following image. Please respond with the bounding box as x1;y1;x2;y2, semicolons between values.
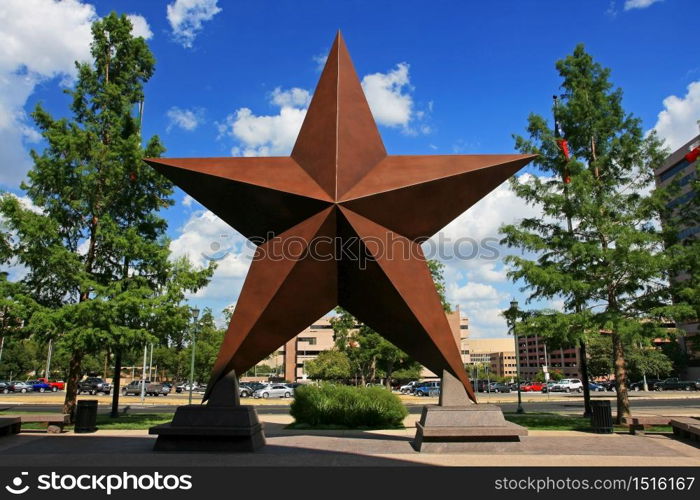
654;134;699;377
466;338;517;380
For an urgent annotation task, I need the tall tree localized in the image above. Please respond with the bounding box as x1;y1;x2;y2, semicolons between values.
500;44;680;422
0;13;211;417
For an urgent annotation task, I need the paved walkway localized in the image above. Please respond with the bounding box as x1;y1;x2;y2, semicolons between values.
0;414;698;467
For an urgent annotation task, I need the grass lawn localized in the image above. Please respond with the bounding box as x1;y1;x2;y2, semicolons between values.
0;411;174;430
2;410;674;433
505;412;672;433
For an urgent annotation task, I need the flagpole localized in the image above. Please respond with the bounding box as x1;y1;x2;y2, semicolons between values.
553;96;592;418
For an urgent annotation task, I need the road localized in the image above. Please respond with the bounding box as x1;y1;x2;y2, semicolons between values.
1;391;699;416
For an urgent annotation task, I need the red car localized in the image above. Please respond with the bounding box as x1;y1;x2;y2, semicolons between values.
521;382;546;392
36;377;65;391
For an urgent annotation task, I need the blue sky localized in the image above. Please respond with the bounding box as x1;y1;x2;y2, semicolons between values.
1;0;699;338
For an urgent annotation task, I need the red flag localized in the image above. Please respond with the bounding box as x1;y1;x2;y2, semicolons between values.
556;138;571;160
686;146;700;163
553;96;571;183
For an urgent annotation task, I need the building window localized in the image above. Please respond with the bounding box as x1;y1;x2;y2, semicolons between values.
298;337;317;345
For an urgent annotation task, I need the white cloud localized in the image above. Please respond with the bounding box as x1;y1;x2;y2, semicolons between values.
219;63;432;155
423;174;552;338
361;63;413;130
218;88;308;157
169;208;253;300
270;87;311;108
652;81;700;151
182;194;195;207
126;14;153;40
166;0;221;48
312;53;327;72
166;106;203;132
0;0;97;187
449;282;502;303
624;0;663;10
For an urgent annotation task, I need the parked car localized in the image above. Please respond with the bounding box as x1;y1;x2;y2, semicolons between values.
177;382;203;393
400;381;419;394
541;381;558;393
253;384;294;399
36;377;65;391
472;380;491;392
27;380;52;393
550;378;583;393
9;381;34;393
239;384;254;398
415;381;441;397
78;377;111;395
588;382;605;392
521;381;545;392
0;381;8;393
599;380;617;391
122;380;169;396
655;378;699;391
240;382;265;396
629;379;661;391
489;382;511;393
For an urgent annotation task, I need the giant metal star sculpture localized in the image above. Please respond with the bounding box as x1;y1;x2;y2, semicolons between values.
146;33;534;404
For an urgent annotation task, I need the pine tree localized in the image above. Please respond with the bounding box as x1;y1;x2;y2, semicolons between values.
500;44;680;422
0;13;211;417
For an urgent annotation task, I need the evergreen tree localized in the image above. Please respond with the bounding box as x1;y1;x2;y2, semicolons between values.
0;13;211;417
500;45;681;422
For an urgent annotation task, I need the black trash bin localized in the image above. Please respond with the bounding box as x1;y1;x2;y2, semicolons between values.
74;400;98;433
590;400;613;433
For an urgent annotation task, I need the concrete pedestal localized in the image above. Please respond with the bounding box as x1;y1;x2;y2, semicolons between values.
149;370;265;452
149;405;265;452
413;370;527;452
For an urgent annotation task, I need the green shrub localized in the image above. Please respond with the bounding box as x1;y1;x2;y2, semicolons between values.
290;384;408;428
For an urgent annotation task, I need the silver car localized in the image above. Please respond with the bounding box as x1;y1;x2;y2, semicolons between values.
253;384;294;399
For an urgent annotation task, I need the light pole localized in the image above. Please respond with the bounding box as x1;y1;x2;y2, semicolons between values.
507;299;525;414
188;307;200;405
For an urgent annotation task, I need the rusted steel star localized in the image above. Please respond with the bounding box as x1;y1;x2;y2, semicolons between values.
146;32;534;403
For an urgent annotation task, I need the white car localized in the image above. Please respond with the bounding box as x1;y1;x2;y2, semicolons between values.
551;379;583;393
253;384;294;399
399;381;418;394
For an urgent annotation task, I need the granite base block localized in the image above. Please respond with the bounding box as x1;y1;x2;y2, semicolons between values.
149;405;266;452
413;404;528;453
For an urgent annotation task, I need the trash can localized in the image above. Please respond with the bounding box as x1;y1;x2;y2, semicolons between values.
590;400;613;433
74;400;98;433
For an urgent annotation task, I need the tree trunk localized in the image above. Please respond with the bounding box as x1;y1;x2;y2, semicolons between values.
579;339;592;417
611;330;631;423
63;349;83;421
110;348;122;418
385;360;394;390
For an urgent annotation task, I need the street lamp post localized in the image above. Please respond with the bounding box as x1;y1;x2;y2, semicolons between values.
508;299;525;414
189;307;200;405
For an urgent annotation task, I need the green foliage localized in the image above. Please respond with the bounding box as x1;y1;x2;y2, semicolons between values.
427;259;451;312
0;13;213;414
500;44;680;421
290;384;408;428
305;350;352;380
586;334;613;378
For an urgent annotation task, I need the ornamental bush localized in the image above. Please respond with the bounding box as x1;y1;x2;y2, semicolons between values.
290;384;408;428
